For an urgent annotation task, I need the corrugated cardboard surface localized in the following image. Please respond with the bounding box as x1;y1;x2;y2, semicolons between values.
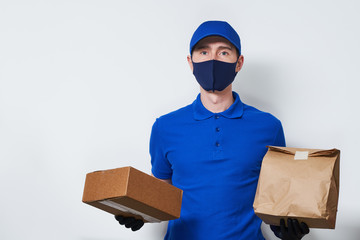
82;167;183;222
253;146;340;229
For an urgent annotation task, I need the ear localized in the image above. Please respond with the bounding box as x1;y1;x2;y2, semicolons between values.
235;55;244;73
187;55;194;72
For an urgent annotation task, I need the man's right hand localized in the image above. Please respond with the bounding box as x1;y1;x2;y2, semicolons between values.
114;215;144;231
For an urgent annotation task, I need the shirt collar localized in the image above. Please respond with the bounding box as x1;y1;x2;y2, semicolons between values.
192;91;244;120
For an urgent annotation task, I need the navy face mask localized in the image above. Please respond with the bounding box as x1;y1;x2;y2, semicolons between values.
192;59;238;92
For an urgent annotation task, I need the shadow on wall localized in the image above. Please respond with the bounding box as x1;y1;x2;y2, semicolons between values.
262;218;360;240
309;222;360;240
233;60;287;113
79;221;168;240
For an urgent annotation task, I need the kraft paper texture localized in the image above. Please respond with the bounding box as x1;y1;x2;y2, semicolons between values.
253;146;340;229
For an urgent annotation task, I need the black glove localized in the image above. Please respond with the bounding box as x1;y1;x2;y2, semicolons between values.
270;218;310;240
114;215;144;231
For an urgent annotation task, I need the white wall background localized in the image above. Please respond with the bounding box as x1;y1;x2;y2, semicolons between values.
0;0;359;239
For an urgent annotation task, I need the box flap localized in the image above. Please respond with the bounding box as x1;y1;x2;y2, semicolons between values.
82;167;131;202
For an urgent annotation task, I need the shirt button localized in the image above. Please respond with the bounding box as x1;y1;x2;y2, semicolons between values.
216;127;220;132
216;142;220;147
215;115;220;119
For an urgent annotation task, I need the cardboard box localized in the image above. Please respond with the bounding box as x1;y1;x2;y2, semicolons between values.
82;166;183;222
253;146;340;229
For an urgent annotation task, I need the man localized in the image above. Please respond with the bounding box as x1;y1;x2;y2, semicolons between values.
115;20;309;240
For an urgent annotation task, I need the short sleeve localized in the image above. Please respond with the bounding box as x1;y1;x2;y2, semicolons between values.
150;119;173;180
273;121;286;147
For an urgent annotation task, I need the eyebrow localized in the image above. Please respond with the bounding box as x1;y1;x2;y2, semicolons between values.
218;46;233;51
194;45;233;51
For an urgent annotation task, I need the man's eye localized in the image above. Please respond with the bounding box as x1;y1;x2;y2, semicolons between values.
200;51;208;55
220;51;229;56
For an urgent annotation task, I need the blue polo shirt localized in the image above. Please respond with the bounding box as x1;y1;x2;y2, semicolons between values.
150;92;285;240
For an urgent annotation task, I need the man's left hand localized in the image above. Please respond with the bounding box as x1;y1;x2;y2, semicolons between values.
270;218;310;240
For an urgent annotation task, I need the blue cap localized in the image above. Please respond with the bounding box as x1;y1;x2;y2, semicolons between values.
190;20;241;55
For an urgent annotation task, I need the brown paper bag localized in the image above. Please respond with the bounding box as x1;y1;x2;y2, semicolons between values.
253;146;340;229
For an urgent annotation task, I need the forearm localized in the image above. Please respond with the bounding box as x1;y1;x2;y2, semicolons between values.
152;173;172;185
